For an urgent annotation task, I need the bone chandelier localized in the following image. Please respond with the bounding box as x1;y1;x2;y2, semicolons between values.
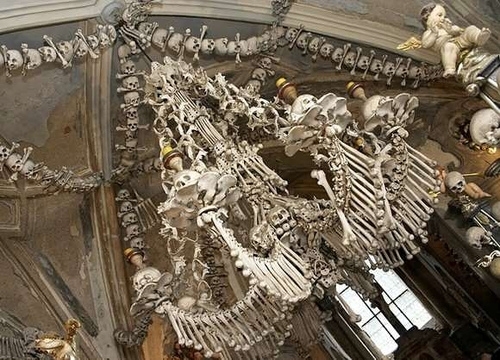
0;0;469;359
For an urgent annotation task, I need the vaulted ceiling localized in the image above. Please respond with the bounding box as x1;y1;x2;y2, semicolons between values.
1;1;500;360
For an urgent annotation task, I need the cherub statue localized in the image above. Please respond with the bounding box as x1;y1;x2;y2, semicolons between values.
34;319;81;360
398;3;491;77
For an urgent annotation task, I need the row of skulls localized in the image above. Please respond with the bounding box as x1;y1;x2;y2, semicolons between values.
0;142;102;192
114;43;150;179
116;188;146;250
283;26;443;87
0;24;116;76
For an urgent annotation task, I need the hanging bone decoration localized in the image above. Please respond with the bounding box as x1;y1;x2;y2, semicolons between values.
106;48;448;359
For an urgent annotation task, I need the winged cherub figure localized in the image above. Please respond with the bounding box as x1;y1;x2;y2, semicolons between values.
398;3;490;77
34;319;81;360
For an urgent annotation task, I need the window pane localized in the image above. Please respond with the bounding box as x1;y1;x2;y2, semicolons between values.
336;283;348;293
362;318;399;355
394;292;433;329
338;287;375;326
372;268;406;299
388;303;413;330
376;313;400;339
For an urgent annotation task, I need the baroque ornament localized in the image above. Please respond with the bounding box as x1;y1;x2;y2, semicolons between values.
2;0;499;359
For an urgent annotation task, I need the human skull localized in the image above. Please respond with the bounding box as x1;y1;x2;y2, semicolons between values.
138;22;156;38
125;223;142;238
167;33;183;53
117;44;131;61
267;206;290;227
185;36;201;54
125;107;138;119
201;39;215;54
74;39;89;58
87;35;100;50
396;64;409;78
0;146;13;162
444;171;466;194
257;32;271;52
122;212;139;226
258;57;272;70
116;189;131;201
295;32;311;50
285;28;299;43
227;40;239;56
127;117;139;132
382;61;396;77
343;51;357;68
319;43;334;59
251;68;267;82
6;49;23;71
357;55;370;70
5;153;23;173
122;76;140;91
173;170;201;191
250;222;277;254
465;226;490;249
120;201;134;214
469;108;500;146
124;92;141;107
38;46;57;62
291;94;317;115
308;37;321;54
408;66;423;79
105;25;117;43
125;138;139;152
132;266;161;292
130;237;145;249
152;27;168;49
121;60;136;75
22;47;42;70
98;31;111;48
331;47;344;63
370;59;383;73
246;37;258;55
245;79;262;95
177;296;197;311
20;159;36;176
214;38;228;56
238;39;249;57
153;158;162;171
56;41;74;62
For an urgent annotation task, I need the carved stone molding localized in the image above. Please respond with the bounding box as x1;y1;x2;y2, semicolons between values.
0;199;21;234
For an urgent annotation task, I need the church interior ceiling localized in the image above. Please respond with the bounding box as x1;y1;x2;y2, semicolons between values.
0;1;500;359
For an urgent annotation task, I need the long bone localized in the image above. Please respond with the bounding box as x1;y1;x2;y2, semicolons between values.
174;311;195;348
192;316;221;356
400;58;412;87
312;169;356;245
231;307;258;345
178;312;197;347
350;47;363;76
42;35;68;67
396;197;430;224
387;57;403;86
408;168;440;191
186;314;214;354
362;50;376;79
225;312;253;350
405;175;438;204
401;187;434;215
236;303;265;341
166;308;186;345
335;43;351;71
75;29;99;59
263;258;304;300
391;203;423;235
407;161;439;186
374;54;387;81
